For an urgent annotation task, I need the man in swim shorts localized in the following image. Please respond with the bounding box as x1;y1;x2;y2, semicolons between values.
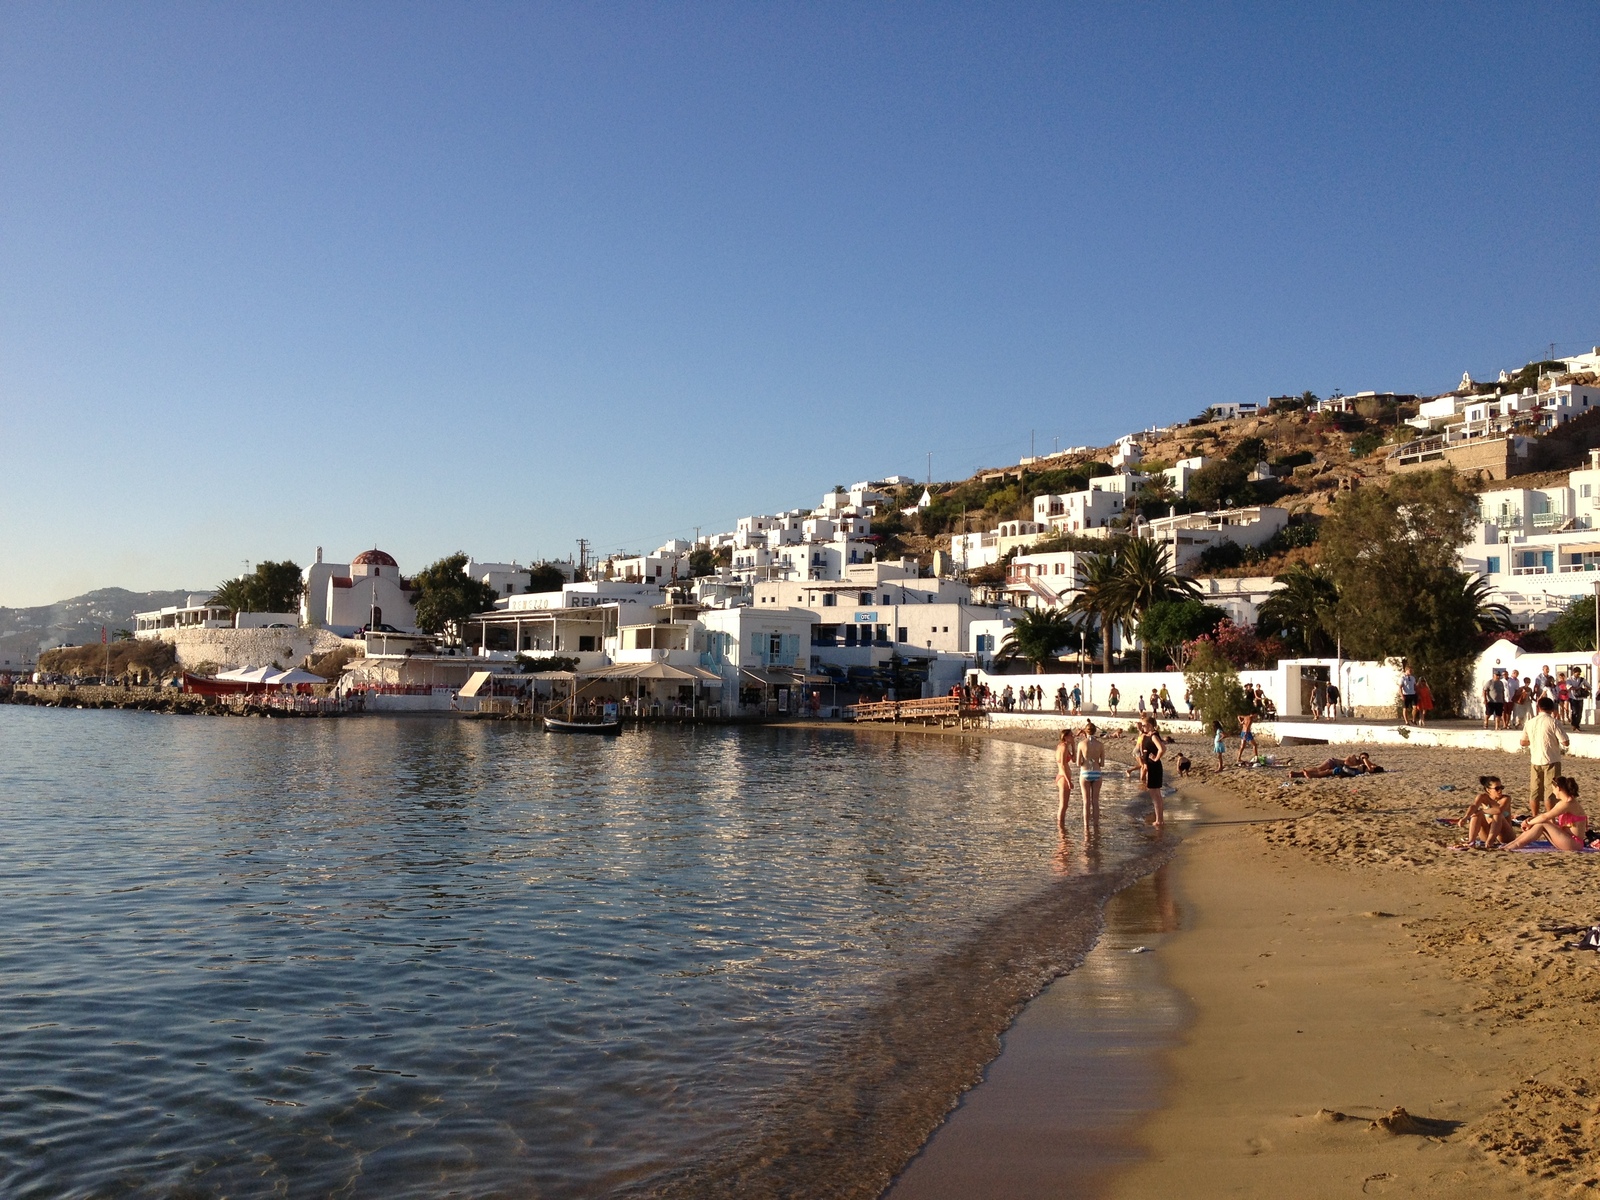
1235;712;1256;765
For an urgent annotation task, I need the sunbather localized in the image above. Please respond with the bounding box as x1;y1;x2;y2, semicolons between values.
1501;775;1589;851
1289;752;1384;779
1457;775;1516;848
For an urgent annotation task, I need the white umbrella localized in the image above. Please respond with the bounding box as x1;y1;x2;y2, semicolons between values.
266;668;326;686
215;666;278;683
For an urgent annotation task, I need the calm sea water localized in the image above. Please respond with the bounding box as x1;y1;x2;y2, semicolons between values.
0;707;1162;1199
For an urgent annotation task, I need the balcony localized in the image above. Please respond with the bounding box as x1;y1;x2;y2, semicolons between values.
1531;511;1569;530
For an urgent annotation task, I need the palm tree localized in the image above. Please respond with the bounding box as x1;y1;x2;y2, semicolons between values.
1256;564;1340;656
997;608;1081;674
1454;572;1514;635
1112;538;1200;669
209;576;252;615
1068;549;1130;673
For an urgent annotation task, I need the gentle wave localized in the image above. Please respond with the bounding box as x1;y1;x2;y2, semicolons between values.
0;707;1160;1199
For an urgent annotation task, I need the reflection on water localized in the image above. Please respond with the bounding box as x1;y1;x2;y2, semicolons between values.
0;709;1163;1199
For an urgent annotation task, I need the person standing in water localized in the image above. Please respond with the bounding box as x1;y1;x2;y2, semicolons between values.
1137;718;1166;829
1076;720;1106;834
1055;727;1077;832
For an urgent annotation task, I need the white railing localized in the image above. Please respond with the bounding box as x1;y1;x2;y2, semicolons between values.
1509;561;1600;577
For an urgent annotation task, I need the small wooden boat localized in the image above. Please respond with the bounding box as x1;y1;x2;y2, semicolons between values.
544;716;621;735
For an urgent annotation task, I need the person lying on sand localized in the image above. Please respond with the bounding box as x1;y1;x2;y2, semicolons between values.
1457;775;1516;848
1501;776;1589;851
1289;753;1385;779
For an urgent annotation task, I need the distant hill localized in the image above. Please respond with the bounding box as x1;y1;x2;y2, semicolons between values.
0;588;197;666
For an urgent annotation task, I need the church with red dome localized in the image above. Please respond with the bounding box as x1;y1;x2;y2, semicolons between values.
301;547;420;636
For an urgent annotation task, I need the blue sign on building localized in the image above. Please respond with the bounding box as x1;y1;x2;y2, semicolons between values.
854;611;878;623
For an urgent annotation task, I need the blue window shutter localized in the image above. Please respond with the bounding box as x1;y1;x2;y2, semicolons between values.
750;632;764;662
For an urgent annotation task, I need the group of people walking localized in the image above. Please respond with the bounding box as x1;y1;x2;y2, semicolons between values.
1480;664;1589;732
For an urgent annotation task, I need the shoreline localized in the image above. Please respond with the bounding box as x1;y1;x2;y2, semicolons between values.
894;735;1600;1198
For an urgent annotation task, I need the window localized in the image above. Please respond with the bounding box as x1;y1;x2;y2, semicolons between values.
578;635;597;652
823;593;836;607
897;626;908;642
845;625;858;646
1584;485;1593;499
875;625;888;644
881;594;890;605
770;633;784;661
859;592;872;605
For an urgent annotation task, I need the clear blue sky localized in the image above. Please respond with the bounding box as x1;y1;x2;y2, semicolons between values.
2;2;1597;606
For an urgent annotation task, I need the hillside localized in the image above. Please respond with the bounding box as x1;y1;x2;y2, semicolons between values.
0;588;196;666
871;374;1600;580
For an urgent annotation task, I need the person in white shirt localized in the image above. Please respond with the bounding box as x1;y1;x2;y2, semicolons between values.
1521;696;1571;816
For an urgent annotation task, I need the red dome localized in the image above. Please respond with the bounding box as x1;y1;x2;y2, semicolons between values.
352;549;398;567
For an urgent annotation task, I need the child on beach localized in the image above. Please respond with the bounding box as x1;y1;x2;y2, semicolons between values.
1458;776;1516;848
1212;720;1226;771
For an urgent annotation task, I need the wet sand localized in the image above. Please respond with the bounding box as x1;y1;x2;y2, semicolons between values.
892;732;1600;1197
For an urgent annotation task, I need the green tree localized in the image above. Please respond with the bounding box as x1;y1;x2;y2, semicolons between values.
1183;641;1252;731
688;547;718;578
250;561;303;613
1139;599;1227;668
1227;436;1267;466
209;576;253;614
527;563;567;592
411;552;501;643
1255;564;1340;656
1112;538;1201;669
997;608;1082;674
1320;469;1479;711
1547;595;1598;652
1186;460;1255;509
208;560;303;615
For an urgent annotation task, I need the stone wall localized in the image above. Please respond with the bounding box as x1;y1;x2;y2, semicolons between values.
153;626;348;670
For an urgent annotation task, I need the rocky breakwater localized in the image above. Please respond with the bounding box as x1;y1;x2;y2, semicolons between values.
8;684;351;718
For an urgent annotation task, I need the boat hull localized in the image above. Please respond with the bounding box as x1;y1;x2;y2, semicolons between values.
544;717;622;735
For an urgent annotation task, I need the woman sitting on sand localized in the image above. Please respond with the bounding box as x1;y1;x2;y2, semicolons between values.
1501;776;1589;851
1458;775;1516;848
1289;752;1385;779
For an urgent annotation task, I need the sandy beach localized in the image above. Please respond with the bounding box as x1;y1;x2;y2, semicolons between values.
886;727;1600;1197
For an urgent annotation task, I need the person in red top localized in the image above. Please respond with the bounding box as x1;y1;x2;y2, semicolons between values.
1415;677;1434;725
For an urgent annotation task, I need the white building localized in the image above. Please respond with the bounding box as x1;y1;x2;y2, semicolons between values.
1033;476;1134;532
1160;456;1214;498
1462;450;1600;623
506;580;662;619
1141;506;1289;570
302;548;419;635
465;559;534;598
606;540;692;585
1207;400;1268;421
134;595;236;638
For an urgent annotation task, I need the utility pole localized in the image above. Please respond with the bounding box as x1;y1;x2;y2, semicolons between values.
926;451;931;487
1030;429;1035;459
576;538;590;580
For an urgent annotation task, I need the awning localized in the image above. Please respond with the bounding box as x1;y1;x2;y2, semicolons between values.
265;668;326;686
214;666;279;683
459;670;495;698
580;662;722;682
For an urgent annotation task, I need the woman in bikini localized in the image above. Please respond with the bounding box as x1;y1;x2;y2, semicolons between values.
1458;775;1516;848
1076;720;1105;833
1136;719;1165;829
1501;775;1589;851
1055;727;1077;832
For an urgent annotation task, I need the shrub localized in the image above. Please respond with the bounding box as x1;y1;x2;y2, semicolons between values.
1349;431;1385;458
1183;642;1252;730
